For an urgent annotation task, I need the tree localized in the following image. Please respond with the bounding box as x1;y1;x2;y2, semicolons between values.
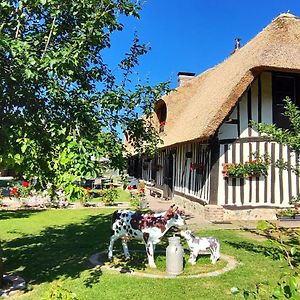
0;1;170;285
252;97;300;201
0;0;169;200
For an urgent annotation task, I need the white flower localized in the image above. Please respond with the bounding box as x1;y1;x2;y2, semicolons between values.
230;287;239;295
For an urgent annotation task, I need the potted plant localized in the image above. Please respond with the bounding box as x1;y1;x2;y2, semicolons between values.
276;208;296;220
289;195;300;219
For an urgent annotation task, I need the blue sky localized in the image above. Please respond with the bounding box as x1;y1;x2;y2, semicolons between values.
106;0;300;88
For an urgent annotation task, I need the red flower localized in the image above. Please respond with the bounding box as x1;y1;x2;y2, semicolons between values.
140;188;145;193
11;187;18;194
11;187;20;198
249;160;257;163
127;186;133;190
22;181;30;188
160;121;166;126
85;187;92;190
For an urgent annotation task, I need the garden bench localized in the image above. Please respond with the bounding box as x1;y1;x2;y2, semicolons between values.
148;187;162;198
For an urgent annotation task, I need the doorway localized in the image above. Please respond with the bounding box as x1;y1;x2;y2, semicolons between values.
163;152;174;199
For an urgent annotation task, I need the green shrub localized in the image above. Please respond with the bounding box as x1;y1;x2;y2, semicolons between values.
100;188;119;206
43;281;79;300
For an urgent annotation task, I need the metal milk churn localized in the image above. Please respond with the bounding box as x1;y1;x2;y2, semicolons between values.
166;236;184;275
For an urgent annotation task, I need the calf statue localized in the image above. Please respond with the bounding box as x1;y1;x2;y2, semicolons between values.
181;229;220;265
108;204;186;268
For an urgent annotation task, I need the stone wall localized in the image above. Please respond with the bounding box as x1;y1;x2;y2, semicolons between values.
223;207;277;221
172;194;205;219
172;193;278;221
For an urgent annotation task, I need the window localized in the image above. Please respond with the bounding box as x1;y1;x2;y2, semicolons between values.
273;73;300;128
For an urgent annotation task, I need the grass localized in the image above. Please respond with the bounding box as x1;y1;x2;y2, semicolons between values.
105;251;228;276
0;208;293;299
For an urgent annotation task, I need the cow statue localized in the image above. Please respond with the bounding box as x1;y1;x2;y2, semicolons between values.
108;204;186;268
180;229;220;265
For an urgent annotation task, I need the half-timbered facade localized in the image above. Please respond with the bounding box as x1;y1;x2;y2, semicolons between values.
127;13;300;220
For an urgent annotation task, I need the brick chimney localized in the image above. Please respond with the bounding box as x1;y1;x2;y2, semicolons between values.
178;72;195;87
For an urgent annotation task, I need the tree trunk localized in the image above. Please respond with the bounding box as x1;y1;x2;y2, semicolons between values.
0;240;4;288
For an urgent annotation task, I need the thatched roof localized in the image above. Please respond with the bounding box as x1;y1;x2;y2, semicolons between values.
157;13;300;148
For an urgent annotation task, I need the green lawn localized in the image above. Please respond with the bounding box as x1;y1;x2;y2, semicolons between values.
88;187;131;204
0;209;292;299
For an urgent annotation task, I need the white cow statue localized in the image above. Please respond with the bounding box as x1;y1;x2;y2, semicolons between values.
181;229;220;264
108;204;186;268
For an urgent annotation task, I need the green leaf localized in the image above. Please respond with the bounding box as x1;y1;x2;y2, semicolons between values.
291;247;297;256
21;144;28;153
273;286;284;298
256;220;271;231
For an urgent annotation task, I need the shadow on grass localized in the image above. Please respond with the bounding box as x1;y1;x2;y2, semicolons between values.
108;252;148;271
0;209;45;220
83;266;103;288
2;210;180;289
103;234;172;272
2;212;113;286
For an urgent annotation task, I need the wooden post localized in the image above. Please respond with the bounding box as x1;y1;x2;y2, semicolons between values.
209;137;220;205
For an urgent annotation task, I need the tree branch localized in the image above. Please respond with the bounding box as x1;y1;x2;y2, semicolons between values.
42;12;58;58
15;1;23;39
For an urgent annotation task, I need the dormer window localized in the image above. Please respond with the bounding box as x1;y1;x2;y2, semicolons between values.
155;100;167;133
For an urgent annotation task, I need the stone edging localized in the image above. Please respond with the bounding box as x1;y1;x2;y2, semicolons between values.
88;251;237;279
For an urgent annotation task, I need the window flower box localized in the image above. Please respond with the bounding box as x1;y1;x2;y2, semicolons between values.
159;121;166;133
276;208;300;221
222;152;270;179
222;163;247;178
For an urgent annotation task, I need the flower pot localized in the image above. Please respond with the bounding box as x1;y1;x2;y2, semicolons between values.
277;215;295;221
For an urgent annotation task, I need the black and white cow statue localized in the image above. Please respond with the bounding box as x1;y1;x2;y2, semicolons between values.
108;205;186;268
181;229;220;265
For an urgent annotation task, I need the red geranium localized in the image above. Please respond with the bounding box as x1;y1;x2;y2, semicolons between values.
11;187;20;198
22;181;30;188
127;186;133;190
85;187;92;191
11;187;18;194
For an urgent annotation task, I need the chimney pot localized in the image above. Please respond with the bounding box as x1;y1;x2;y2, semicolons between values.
178;72;196;87
235;38;241;50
